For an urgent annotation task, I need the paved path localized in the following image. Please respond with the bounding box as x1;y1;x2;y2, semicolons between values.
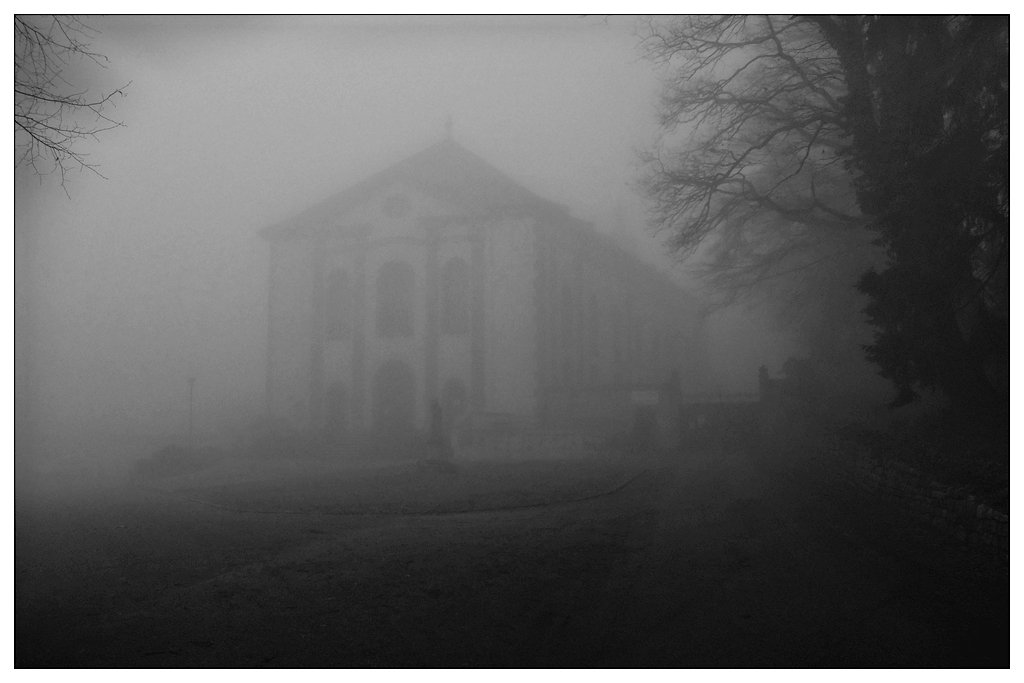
16;450;1008;667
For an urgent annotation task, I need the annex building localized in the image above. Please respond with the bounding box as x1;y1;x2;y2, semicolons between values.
261;137;705;440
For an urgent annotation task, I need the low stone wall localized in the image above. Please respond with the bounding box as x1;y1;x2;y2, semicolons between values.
834;440;1009;565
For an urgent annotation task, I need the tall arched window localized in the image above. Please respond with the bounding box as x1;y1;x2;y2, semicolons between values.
326;268;350;340
440;257;469;335
376;261;415;338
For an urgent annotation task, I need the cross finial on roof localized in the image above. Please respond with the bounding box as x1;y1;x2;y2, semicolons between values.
444;114;453;139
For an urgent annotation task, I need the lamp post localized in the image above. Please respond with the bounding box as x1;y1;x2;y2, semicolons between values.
187;377;196;456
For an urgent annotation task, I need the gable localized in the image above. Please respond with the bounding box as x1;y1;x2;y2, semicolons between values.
261;137;573;242
335;181;468;243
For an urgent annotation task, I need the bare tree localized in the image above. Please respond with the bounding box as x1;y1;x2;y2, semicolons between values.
638;16;882;378
15;16;129;477
639;15;1008;417
639;16;864;261
15;15;129;190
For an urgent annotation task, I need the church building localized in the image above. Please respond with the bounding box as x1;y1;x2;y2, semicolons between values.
261;137;704;438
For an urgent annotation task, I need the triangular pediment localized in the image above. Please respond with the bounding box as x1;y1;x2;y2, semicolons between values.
262;138;573;240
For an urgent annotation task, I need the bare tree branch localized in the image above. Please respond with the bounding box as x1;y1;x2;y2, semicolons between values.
15;15;130;194
636;15;884;377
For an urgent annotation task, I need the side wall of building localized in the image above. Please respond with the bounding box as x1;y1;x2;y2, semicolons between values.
532;214;702;434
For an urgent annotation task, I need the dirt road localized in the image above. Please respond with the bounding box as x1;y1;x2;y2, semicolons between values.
15;449;1008;667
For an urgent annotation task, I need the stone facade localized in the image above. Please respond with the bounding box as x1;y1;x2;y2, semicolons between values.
261;138;703;438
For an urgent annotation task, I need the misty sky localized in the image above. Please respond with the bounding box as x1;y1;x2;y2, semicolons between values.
16;16;798;446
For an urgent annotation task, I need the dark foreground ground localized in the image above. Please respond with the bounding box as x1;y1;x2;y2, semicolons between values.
16;447;1008;668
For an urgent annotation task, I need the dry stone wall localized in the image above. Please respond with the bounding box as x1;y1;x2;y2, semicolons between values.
834;439;1009;565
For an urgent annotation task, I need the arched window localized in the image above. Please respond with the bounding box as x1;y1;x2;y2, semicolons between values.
440;257;469;335
376;261;415;338
325;269;350;340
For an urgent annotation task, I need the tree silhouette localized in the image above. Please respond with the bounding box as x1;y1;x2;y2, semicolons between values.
640;15;1008;417
821;16;1009;416
638;15;881;384
15;15;130;191
15;16;129;476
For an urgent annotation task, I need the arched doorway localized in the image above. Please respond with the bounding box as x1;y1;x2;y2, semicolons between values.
373;360;416;432
325;381;348;440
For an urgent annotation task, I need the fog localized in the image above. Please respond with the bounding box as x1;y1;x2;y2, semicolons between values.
17;16;806;473
15;17;1006;669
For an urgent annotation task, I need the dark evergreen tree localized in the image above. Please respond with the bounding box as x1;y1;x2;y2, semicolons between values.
640;15;1008;419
